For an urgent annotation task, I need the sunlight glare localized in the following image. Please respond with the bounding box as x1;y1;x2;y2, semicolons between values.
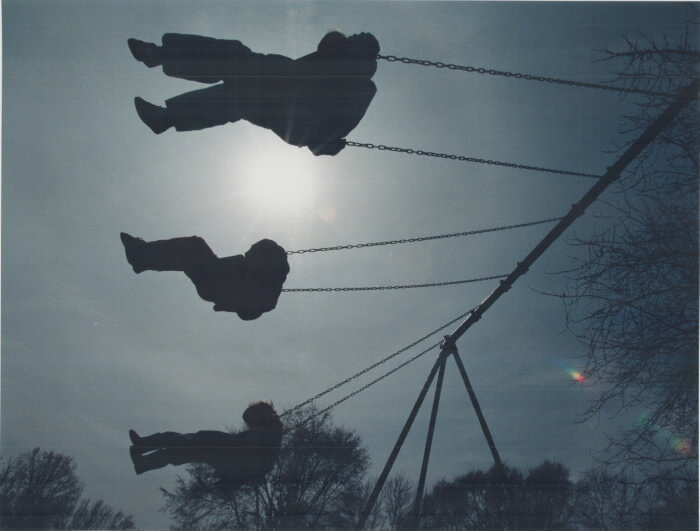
239;147;317;215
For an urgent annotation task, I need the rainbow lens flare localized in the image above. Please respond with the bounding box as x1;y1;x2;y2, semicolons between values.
568;369;586;382
671;436;692;456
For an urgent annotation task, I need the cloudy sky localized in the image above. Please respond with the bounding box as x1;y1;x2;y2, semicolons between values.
2;1;694;528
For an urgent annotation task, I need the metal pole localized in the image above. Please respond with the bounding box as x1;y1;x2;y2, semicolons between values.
452;349;503;469
412;351;448;522
356;353;443;529
444;80;699;348
356;79;698;531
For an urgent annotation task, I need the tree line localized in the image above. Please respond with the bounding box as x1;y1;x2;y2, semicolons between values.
0;448;134;530
1;404;695;529
159;406;697;530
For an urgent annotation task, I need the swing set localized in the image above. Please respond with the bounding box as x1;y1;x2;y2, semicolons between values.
126;39;698;526
274;57;698;527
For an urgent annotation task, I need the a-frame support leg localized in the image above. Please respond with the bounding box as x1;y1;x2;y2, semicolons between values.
356;339;504;529
355;355;442;529
355;351;446;529
411;349;448;521
410;339;502;526
452;348;503;470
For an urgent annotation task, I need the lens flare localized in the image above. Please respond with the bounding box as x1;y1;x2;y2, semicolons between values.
636;413;693;457
567;369;585;382
635;412;652;428
671;436;692;456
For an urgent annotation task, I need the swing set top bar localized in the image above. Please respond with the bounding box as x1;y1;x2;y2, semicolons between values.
443;79;699;349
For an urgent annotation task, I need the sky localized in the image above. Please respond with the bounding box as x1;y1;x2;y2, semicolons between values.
2;1;695;528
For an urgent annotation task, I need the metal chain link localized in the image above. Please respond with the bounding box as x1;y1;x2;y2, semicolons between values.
280;307;474;418
282;274;507;293
296;341;442;427
286;217;562;255
346;141;600;179
378;54;672;97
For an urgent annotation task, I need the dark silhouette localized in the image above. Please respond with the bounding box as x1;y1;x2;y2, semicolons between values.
421;461;575;529
128;31;379;155
161;406;371;530
129;402;283;489
0;448;135;529
120;233;289;320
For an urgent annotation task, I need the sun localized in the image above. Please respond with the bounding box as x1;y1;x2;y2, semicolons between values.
238;146;317;214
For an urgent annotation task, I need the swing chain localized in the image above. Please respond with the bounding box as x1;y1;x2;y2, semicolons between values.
299;341;442;425
282;274;509;292
345;141;600;179
377;54;672;97
286;217;563;255
281;307;476;419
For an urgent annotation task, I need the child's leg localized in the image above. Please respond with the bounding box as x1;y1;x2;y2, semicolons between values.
130;447;191;474
165;84;241;131
146;236;218;271
121;234;218;272
160;33;253;83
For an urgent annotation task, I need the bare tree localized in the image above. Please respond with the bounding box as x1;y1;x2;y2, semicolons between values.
561;16;698;479
521;461;575;529
323;478;383;530
61;498;135;530
420;461;575;530
332;474;415;530
0;448;80;529
643;473;699;530
382;474;414;529
573;466;647;530
573;465;698;530
160;406;369;530
0;448;134;530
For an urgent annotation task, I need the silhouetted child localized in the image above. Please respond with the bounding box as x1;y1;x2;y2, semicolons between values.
120;233;289;320
129;402;283;489
128;31;379;155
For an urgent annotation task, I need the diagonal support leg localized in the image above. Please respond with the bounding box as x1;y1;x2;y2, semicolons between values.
452;349;503;469
412;350;448;522
355;352;444;529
